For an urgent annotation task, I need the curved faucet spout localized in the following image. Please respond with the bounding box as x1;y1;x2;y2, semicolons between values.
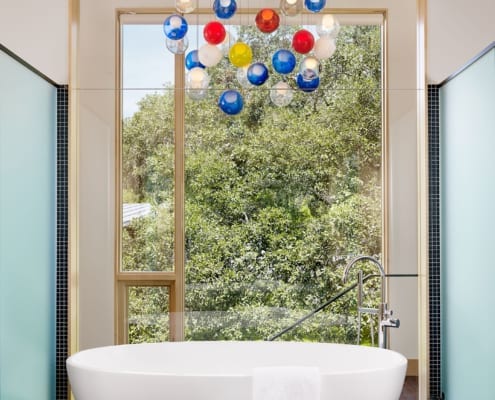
342;255;386;304
343;255;385;283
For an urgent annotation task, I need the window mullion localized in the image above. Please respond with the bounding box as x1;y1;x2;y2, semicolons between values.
171;52;186;341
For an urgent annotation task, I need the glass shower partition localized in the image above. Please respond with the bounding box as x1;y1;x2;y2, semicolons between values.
440;45;495;399
0;46;56;399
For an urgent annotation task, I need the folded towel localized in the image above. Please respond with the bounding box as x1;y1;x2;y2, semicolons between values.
252;366;321;400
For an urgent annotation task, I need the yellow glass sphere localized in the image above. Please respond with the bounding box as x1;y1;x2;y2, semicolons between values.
229;42;253;68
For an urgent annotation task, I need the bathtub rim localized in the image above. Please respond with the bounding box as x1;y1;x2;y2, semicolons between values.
67;341;407;378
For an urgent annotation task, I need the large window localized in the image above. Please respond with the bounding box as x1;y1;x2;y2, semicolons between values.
118;10;384;345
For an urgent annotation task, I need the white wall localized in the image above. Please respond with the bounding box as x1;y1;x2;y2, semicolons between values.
427;0;495;83
75;0;420;359
3;0;494;87
0;0;68;84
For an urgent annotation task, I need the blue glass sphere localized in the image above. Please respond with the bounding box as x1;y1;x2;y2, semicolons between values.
296;73;320;92
272;49;296;74
247;63;269;86
218;90;244;115
213;0;237;19
304;0;326;13
163;14;188;40
185;50;205;70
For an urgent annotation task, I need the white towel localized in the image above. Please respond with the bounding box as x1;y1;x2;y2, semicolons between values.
252;366;321;400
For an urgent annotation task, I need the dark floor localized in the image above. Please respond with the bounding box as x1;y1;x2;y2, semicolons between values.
400;377;418;400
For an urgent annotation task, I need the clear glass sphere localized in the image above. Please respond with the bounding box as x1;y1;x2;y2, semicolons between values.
198;43;223;67
166;36;189;54
280;0;303;17
219;31;235;57
314;36;336;60
299;56;320;80
236;67;252;88
175;0;195;13
316;14;340;38
186;88;209;101
186;67;210;90
270;81;294;107
186;67;209;100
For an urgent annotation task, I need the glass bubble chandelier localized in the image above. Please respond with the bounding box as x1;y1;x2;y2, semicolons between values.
164;0;340;115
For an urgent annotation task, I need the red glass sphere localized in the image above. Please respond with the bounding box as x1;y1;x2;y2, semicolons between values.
203;21;226;45
255;8;280;33
292;29;315;54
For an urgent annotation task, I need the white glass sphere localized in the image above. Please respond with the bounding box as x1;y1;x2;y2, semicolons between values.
316;14;340;38
314;36;336;60
198;43;223;67
166;36;189;54
270;81;293;107
176;0;195;13
299;56;320;80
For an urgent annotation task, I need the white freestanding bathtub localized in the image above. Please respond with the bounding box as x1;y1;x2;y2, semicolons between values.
67;341;407;400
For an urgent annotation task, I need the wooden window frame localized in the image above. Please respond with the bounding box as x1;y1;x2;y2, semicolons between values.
118;280;175;344
115;7;388;346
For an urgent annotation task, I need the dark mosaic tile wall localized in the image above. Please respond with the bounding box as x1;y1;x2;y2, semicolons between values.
56;85;69;400
428;84;442;400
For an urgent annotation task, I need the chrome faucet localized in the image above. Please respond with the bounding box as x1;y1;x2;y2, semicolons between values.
343;255;400;349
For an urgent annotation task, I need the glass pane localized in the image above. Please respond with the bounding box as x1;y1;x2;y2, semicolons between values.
441;48;495;399
0;48;56;400
184;23;382;341
121;24;175;272
127;286;170;343
279;288;360;344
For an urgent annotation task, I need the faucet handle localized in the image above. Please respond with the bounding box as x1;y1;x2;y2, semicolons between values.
382;304;394;318
380;304;400;328
381;316;400;329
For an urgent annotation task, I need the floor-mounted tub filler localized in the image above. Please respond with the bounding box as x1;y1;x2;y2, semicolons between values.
67;341;406;400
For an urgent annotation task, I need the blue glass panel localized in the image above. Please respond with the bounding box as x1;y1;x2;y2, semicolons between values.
0;49;56;400
441;48;495;400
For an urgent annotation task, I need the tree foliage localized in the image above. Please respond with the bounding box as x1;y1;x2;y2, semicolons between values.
123;24;383;344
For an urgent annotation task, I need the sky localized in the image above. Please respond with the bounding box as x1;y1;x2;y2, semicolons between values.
122;24;175;118
122;24;205;118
